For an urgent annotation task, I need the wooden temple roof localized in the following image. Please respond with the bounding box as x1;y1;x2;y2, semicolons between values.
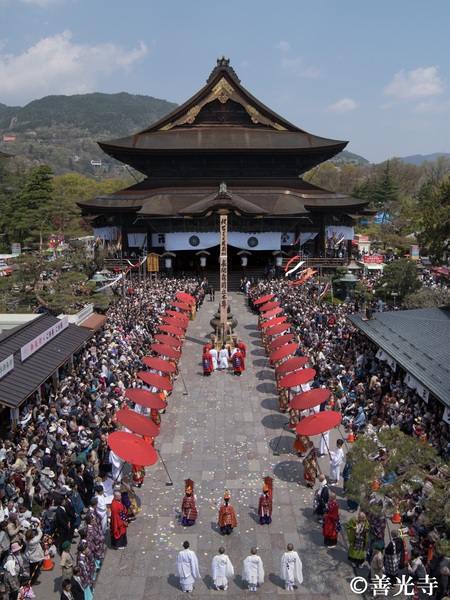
78;181;369;218
98;57;348;176
79;58;370;221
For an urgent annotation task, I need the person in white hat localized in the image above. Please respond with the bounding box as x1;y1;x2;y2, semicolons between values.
3;542;22;598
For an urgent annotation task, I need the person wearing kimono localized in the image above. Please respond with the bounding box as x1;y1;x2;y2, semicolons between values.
231;348;245;376
210;346;218;371
76;541;94;600
258;485;272;525
110;490;129;549
85;512;106;568
202;348;213;376
322;492;341;547
302;441;318;488
384;530;406;585
77;529;96;581
242;547;264;592
181;486;198;527
176;540;201;593
329;439;345;483
218;345;230;371
217;492;237;535
211;547;234;591
347;511;370;568
280;544;303;591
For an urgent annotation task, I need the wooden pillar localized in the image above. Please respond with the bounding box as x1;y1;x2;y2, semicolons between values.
219;214;228;338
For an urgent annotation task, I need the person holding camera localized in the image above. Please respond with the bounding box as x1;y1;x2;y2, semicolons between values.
23;521;44;585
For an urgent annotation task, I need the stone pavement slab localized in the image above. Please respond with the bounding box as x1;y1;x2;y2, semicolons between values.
38;291;366;599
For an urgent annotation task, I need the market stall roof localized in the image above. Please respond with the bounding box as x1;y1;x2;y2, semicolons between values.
0;314;93;409
347;307;450;409
79;313;108;331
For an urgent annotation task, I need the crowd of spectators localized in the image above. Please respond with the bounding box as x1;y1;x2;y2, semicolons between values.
248;276;449;459
0;276;204;599
248;275;449;598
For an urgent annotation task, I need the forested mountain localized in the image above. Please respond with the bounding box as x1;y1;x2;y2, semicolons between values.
0;93;178;176
399;153;450;166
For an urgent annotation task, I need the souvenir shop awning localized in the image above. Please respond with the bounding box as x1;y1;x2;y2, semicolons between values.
0;314;93;409
79;313;108;332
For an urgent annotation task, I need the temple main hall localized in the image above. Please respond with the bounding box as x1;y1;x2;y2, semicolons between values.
78;57;369;277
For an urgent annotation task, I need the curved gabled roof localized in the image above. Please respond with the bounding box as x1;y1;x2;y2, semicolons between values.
98;58;347;170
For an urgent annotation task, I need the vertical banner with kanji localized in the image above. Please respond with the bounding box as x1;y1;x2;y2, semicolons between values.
220;215;228;331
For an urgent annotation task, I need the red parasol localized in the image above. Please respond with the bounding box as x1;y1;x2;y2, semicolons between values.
165;310;189;322
269;343;298;363
137;371;173;391
275;356;309;374
289;388;331;411
253;294;275;306
295;411;342;436
154;334;182;349
261;316;288;329
176;291;195;305
267;333;295;351
172;301;190;312
116;409;160;438
142;356;176;373
260;307;283;319
279;368;316;388
158;324;185;337
259;301;281;313
108;431;158;466
151;343;182;360
124;388;166;410
161;316;188;329
264;322;291;337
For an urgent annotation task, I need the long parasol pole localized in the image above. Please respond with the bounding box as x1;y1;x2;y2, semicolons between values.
273;422;289;456
155;448;173;486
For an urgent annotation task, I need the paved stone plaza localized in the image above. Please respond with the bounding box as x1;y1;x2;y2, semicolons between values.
41;292;364;599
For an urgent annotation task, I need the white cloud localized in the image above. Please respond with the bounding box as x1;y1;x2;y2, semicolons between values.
326;97;359;113
412;98;450;114
276;41;290;52
280;57;321;78
0;31;148;104
383;66;444;100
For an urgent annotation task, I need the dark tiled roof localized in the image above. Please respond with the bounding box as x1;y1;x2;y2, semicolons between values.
348;308;450;408
0;314;93;408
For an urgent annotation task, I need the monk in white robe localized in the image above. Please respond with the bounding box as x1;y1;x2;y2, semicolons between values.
177;541;200;593
280;544;303;590
211;547;234;591
242;547;264;592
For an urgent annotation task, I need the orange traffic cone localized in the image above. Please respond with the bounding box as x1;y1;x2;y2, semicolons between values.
402;538;409;562
347;430;355;443
41;546;54;571
413;584;419;600
392;510;402;524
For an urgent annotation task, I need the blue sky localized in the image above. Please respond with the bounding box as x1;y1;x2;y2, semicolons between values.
1;0;449;163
